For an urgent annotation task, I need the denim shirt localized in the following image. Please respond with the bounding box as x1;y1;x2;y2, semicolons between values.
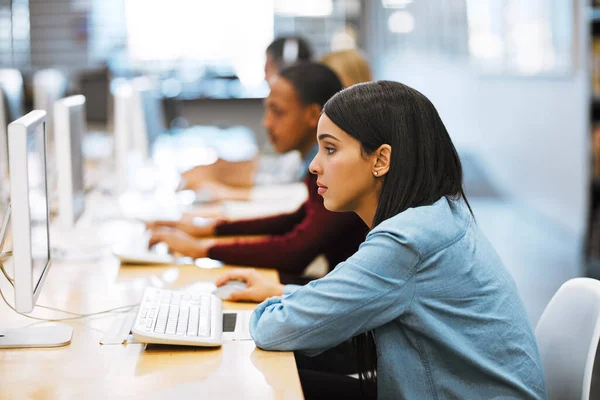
250;197;546;399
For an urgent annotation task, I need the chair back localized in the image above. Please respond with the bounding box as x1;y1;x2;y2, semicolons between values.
535;278;600;399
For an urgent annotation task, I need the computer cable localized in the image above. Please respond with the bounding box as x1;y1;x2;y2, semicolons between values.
0;261;139;322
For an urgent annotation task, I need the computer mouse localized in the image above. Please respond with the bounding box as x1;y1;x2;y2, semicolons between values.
212;280;248;300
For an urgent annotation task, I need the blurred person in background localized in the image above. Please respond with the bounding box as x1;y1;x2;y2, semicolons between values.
147;63;365;285
178;36;315;198
320;49;373;88
180;47;374;203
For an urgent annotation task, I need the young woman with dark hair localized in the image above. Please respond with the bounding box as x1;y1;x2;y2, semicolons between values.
148;63;368;284
216;81;547;399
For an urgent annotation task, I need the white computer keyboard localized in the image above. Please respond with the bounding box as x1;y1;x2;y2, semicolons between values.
132;287;223;347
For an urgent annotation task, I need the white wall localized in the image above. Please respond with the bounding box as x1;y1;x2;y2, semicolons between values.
378;13;589;237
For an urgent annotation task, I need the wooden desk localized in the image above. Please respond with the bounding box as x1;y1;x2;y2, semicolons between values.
0;257;304;399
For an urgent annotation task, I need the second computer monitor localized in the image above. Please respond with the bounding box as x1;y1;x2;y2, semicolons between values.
8;110;52;313
54;95;86;228
131;77;166;159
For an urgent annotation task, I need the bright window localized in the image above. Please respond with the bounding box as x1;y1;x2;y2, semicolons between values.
125;0;274;86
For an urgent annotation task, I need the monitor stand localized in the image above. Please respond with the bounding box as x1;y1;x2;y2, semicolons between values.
0;204;73;349
0;325;73;348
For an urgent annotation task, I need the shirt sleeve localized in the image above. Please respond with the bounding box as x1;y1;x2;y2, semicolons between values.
282;284;302;296
249;229;420;356
208;199;362;272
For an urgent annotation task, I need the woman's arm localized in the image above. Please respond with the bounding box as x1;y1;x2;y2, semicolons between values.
249;231;420;355
208;201;364;272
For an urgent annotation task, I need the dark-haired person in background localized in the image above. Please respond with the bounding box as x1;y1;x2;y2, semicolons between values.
264;36;313;84
216;81;546;399
178;36;315;196
148;63;367;284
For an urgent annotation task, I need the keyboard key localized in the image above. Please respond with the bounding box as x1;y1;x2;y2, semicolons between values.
165;305;179;335
154;304;169;334
177;306;189;335
199;297;211;337
145;319;154;331
187;306;199;336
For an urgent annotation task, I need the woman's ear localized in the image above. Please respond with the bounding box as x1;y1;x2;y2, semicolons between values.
305;104;322;128
373;144;392;178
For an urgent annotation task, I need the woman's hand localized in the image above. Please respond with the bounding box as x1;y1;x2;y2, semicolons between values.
148;227;214;259
215;269;285;302
146;215;217;238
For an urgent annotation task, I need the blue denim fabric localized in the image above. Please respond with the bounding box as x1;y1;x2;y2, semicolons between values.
250;197;547;399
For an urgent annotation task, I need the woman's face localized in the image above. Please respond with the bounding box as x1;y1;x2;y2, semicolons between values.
262;76;318;155
309;114;380;214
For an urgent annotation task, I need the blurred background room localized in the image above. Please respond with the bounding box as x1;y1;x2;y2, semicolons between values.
0;0;594;327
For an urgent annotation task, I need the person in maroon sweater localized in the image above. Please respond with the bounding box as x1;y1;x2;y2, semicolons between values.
147;63;368;283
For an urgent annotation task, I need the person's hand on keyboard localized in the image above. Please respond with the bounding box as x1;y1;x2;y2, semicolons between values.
215;269;284;302
148;226;215;259
146;215;218;238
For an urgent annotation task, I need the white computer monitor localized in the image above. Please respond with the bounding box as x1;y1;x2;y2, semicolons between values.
131;76;166;159
33;69;67;117
54;95;86;228
113;81;133;194
33;69;67;197
8;110;52;313
0;110;72;348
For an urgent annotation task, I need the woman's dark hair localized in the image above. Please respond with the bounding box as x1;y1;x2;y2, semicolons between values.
278;62;343;108
323;80;472;385
266;36;313;68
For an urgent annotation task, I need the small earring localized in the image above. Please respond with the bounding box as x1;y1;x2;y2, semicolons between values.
373;171;378;176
